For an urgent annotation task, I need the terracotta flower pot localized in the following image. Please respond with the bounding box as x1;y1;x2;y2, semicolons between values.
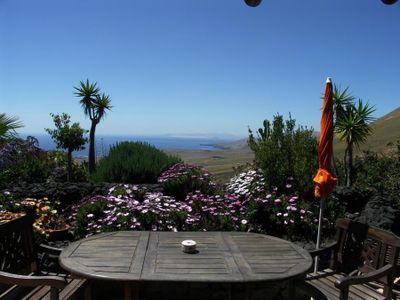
33;222;71;241
45;225;71;241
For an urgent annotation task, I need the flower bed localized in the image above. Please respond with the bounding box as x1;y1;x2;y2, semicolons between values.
69;168;340;241
1;165;344;243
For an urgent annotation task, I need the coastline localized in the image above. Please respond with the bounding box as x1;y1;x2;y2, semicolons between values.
22;133;239;157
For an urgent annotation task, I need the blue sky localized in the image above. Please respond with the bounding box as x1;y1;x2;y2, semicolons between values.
1;0;399;138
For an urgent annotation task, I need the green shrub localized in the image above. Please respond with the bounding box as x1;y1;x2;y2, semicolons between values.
47;151;88;182
0;137;87;187
352;147;400;203
248;114;318;197
91;141;182;183
158;163;217;201
72;196;108;239
0;137;51;187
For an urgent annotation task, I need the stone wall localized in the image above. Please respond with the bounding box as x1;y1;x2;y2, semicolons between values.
1;182;162;207
333;186;400;235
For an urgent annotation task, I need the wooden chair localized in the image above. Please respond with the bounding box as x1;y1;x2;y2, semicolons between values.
0;214;87;300
304;218;400;300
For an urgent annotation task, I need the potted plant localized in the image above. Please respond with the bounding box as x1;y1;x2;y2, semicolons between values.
0;191;27;224
29;197;70;241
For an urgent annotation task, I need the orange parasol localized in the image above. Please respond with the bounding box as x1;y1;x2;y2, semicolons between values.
314;77;337;199
313;77;337;273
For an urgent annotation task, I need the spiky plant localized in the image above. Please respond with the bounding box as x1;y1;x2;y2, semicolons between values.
74;80;112;173
0;113;23;143
335;99;376;186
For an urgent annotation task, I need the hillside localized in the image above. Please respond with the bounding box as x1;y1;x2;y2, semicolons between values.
214;138;249;151
169;107;399;183
167;147;254;183
334;106;400;156
167;139;253;183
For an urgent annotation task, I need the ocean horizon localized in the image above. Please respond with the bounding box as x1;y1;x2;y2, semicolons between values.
21;133;238;157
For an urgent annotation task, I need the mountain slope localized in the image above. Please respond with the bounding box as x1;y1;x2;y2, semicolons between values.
334;106;400;155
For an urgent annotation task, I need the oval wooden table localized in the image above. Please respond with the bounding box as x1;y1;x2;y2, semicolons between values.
59;231;312;300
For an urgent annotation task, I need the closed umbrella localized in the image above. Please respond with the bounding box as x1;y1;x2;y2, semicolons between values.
313;77;337;273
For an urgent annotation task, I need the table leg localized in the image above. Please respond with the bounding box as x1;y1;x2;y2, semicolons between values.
288;280;295;299
244;283;252;300
124;282;139;300
84;280;92;300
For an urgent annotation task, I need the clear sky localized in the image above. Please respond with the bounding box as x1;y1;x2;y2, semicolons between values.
1;0;399;138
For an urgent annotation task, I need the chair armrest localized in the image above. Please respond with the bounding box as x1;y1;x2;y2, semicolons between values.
0;271;66;289
308;241;338;258
334;264;394;289
39;243;63;256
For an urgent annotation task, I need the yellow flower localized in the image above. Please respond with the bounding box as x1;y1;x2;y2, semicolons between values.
22;198;37;207
41;206;51;212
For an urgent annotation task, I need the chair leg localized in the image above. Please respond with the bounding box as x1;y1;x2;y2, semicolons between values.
339;286;349;300
383;284;393;300
50;287;59;300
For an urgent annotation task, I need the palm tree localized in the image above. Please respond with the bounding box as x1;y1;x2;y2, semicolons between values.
74;80;112;173
328;85;355;184
332;85;355;122
335;99;376;186
0;113;23;143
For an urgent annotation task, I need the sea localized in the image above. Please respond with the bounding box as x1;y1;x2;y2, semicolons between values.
21;134;236;157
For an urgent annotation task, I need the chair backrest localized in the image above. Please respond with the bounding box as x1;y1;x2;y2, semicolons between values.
334;218;400;279
0;214;38;274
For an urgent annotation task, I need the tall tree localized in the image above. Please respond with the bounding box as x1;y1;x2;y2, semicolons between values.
335;99;375;186
45;113;88;181
74;80;112;173
0;113;23;143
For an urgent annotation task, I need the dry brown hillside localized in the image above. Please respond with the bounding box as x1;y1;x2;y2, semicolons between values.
334;106;400;156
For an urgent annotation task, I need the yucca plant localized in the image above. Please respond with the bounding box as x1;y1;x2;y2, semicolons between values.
74;80;112;174
0;113;23;143
335;99;376;186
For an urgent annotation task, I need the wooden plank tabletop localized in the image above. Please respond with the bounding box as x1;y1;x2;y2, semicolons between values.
59;231;312;283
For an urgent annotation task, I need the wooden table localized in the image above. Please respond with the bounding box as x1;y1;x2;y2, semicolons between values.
59;231;312;300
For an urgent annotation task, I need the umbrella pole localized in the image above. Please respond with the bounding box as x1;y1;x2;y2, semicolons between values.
314;197;325;273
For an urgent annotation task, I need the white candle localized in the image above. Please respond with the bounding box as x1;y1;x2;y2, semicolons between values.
181;240;197;253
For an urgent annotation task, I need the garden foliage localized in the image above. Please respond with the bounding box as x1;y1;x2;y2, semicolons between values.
3;163;345;242
158;163;216;200
70;184;193;239
47;151;88;182
68;169;344;241
352;146;400;203
0;112;23;142
92;141;182;183
332;86;376;187
45;113;88;181
248;114;318;196
0;137;87;187
0;137;50;187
